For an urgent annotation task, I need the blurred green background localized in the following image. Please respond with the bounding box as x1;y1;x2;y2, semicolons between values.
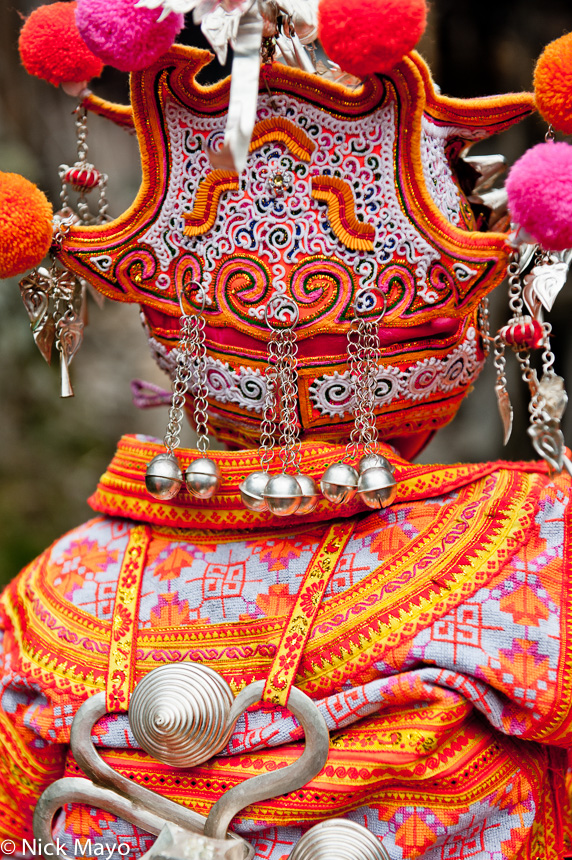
1;0;571;587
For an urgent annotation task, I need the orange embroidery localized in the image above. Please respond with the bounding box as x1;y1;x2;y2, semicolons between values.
311;175;375;251
249;117;315;161
183;170;239;237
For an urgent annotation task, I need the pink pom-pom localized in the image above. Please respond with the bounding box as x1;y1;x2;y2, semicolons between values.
506;141;572;251
318;0;427;78
75;0;184;73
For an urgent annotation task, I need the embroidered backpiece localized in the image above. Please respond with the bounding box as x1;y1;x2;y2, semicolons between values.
58;47;533;455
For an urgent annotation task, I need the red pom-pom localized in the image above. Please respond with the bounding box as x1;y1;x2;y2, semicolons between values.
506;141;572;252
0;173;53;279
76;0;184;73
534;33;572;134
18;1;103;86
318;0;427;78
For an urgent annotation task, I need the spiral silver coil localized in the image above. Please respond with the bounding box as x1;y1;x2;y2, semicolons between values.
129;663;235;768
289;819;390;860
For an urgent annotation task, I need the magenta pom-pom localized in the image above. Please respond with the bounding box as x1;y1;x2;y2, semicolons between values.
318;0;427;78
506;141;572;251
75;0;184;73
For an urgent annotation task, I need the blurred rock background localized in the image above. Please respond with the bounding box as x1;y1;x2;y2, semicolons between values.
0;0;571;586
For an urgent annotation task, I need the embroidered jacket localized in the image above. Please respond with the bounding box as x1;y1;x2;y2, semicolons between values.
0;437;570;859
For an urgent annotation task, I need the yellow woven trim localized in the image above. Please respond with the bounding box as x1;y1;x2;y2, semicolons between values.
106;525;150;711
311;175;375;251
298;470;538;694
183;170;239;237
262;520;354;705
249;117;315;161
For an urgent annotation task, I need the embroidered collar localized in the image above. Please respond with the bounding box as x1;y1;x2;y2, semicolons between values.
88;435;548;531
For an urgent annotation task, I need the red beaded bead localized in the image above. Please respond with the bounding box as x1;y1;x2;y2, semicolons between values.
499;316;545;349
64;163;101;191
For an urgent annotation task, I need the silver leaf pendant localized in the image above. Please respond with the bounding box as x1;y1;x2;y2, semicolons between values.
495;383;513;445
530;261;569;312
58;310;84;366
19;268;55;364
528;420;565;472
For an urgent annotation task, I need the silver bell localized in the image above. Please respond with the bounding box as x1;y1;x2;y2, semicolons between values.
184;457;221;499
145;452;183;501
262;473;302;516
295;473;319;515
320;462;358;505
357;466;397;509
239;471;269;512
289;818;390;860
358;453;395;476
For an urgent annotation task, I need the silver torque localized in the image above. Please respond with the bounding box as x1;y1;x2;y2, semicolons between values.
204;681;330;841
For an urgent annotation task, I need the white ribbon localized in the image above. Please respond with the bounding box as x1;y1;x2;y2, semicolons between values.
136;0;319;171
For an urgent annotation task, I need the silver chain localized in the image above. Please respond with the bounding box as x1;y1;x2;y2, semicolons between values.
263;295;301;473
493;333;508;393
478;297;491;357
277;326;300;471
345;286;385;462
191;316;211;454
59;106;109;226
163;313;196;454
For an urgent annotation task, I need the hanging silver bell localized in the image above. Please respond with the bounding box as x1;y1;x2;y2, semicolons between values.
320;462;358;505
145;452;183;501
239;471;270;512
184;457;222;499
262;473;302;516
358;453;395;476
295;473;319;515
289;818;390;860
357;466;397;509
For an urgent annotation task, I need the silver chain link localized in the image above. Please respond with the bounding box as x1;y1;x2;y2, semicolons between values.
263;296;301;473
478;297;491;357
191;316;211;454
163;313;196;454
345;286;384;462
59;106;110;226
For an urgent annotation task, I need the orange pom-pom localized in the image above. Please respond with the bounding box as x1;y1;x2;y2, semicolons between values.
534;32;572;134
318;0;427;78
19;1;103;86
0;173;53;279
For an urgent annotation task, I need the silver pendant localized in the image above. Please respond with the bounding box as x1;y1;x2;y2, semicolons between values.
537;374;568;422
289;818;390;860
528;420;565;472
145;823;245;860
495;382;513;446
530;259;568;313
19;267;55;364
57;309;84;398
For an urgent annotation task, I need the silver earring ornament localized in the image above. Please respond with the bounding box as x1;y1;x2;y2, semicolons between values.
18;220;84;398
240;294;318;516
321;285;397;509
145;283;221;501
57;105;109;228
495;241;572;474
